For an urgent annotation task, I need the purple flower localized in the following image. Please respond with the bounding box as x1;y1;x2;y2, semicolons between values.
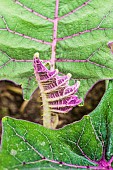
33;53;82;114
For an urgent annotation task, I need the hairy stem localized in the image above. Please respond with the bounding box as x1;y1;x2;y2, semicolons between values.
33;54;52;128
40;86;52;129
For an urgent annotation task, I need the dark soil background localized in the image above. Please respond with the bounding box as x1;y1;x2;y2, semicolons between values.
0;80;105;143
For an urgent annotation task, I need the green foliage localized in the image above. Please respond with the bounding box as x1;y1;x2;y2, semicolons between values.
0;0;113;99
1;80;113;169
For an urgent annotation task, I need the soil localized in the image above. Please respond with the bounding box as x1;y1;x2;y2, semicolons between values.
0;80;105;143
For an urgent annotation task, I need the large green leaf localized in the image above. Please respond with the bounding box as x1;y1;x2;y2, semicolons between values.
1;80;113;169
0;0;113;99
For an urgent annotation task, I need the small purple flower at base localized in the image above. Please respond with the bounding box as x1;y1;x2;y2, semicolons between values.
33;52;82;114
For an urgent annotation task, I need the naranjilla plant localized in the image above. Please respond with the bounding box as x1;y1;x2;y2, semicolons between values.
34;53;82;128
0;0;113;169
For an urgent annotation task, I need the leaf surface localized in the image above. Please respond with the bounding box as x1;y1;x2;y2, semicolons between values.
1;80;113;169
0;0;113;99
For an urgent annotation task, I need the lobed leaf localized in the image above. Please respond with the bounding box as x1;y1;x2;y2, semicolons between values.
1;80;113;169
0;0;113;99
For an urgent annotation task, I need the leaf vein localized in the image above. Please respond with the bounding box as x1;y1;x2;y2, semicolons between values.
15;0;54;22
57;27;113;41
0;16;52;45
58;0;91;20
6;121;44;159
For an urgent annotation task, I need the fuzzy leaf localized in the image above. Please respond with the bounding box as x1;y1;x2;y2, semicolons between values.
1;80;113;169
0;0;113;99
33;53;82;115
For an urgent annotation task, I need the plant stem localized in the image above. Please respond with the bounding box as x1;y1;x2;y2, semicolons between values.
41;91;52;129
37;80;52;129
